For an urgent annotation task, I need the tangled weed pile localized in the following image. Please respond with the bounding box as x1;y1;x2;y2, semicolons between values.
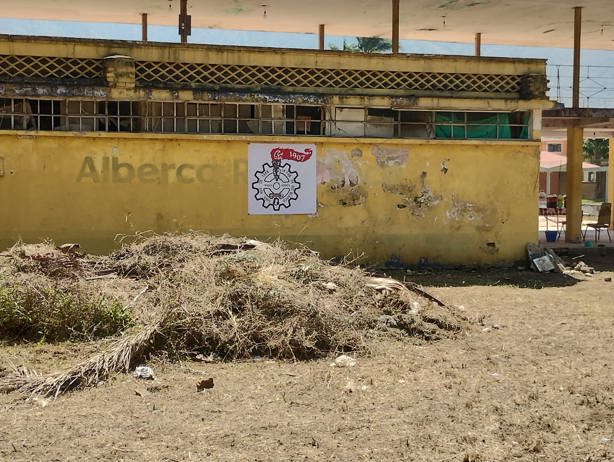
0;243;133;342
0;233;469;397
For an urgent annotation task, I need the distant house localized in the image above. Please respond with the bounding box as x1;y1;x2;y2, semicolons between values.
539;140;608;201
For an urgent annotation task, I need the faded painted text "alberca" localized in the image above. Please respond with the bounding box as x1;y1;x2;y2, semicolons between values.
76;156;214;184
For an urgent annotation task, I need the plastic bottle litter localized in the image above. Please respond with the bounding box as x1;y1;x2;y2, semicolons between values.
133;366;155;380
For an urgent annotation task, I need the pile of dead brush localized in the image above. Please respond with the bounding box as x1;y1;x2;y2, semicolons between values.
0;233;469;397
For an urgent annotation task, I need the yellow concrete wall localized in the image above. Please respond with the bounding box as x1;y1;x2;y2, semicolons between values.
0;34;547;76
0;132;539;265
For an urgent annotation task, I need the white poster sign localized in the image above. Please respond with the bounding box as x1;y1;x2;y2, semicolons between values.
248;143;317;215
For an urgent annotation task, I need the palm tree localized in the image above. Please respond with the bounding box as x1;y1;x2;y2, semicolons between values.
330;36;393;53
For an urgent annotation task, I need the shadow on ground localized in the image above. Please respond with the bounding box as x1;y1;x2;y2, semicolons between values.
374;247;614;289
382;268;581;289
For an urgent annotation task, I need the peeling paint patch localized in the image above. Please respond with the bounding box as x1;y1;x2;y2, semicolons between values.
445;194;494;232
411;187;443;216
371;146;408;167
318;149;360;185
446;195;482;222
1;84;109;98
332;183;367;207
382;173;442;217
319;149;365;207
382;181;415;196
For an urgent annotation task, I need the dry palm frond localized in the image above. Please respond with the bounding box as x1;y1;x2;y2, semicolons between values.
2;321;162;398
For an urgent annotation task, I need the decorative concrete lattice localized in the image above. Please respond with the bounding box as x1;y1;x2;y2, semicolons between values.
0;55;103;80
135;61;521;94
0;54;523;95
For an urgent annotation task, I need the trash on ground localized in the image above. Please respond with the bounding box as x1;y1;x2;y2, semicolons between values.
134;366;155;380
196;378;214;392
332;355;356;368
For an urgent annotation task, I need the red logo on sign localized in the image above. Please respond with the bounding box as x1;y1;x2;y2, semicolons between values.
270;147;313;163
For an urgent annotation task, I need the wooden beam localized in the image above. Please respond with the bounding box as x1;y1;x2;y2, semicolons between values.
318;24;325;51
141;13;148;42
573;6;582;108
475;32;481;57
392;0;400;54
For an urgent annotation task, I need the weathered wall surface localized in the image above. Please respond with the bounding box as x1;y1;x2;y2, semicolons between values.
0;132;539;265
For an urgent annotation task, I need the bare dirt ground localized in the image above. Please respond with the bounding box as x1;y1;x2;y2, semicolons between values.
1;261;613;461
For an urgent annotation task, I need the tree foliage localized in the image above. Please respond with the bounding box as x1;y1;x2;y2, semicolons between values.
330;36;393;53
583;138;609;165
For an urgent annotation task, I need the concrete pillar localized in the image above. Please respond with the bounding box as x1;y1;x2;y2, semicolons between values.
609;138;614;226
392;0;400;54
566;126;584;242
318;24;325;50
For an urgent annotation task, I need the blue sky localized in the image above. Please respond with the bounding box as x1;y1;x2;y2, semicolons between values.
2;18;614;107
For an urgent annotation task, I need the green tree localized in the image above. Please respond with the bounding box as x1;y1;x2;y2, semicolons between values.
583;138;609;166
330;36;393;53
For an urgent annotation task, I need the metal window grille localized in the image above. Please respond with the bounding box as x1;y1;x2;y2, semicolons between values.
0;97;529;139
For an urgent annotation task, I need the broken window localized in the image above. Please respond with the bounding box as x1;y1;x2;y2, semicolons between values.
397;111;434;139
547;143;562;152
0;97;530;141
97;101;137;132
0;98;35;130
331;107;365;137
366;108;395;138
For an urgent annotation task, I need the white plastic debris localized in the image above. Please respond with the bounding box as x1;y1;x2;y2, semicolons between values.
31;396;49;408
332;354;356;368
133;366;155;380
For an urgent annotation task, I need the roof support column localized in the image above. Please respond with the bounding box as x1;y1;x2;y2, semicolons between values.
318;24;325;50
566;6;583;243
572;6;582;108
141;13;148;42
566;126;584;242
179;0;191;44
392;0;400;54
609;139;614;226
475;32;481;57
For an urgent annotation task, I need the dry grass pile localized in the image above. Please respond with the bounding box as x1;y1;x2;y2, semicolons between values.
0;233;469;397
0;243;132;342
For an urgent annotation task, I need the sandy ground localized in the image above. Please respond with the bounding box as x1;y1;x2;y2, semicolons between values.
1;264;613;461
